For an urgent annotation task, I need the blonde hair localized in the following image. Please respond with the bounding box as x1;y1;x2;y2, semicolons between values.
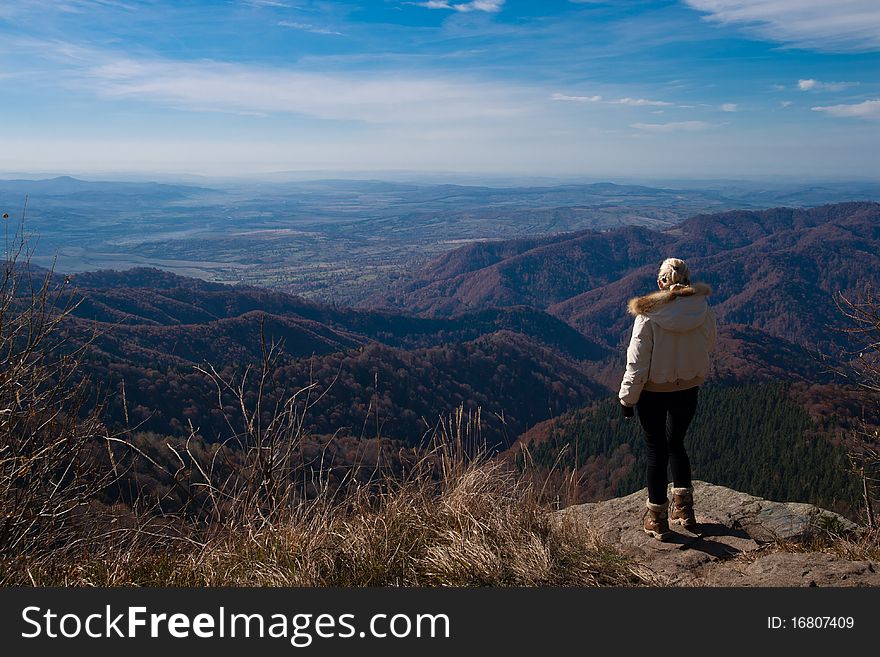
658;258;690;290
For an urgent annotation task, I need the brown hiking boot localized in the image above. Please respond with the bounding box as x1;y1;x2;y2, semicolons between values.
644;500;672;541
671;486;697;530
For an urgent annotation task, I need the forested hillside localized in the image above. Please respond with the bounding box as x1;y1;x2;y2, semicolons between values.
66;268;606;364
365;225;674;315
88;330;602;446
367;202;880;359
54;269;605;446
516;384;861;518
553;202;880;354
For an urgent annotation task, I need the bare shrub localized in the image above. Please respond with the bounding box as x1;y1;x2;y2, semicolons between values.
0;209;110;566
833;289;880;528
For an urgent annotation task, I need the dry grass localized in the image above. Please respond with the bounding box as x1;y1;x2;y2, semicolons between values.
758;525;880;563
4;457;653;587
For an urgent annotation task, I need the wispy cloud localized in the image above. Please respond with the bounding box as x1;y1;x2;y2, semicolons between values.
551;94;670;107
780;100;793;108
631;121;709;132
684;0;880;52
551;93;602;102
797;78;857;91
245;0;291;7
277;21;344;36
69;55;527;124
614;97;672;107
720;103;737;112
812;99;880;119
413;0;505;13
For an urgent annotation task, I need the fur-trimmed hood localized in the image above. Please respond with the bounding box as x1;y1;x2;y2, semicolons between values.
627;282;712;333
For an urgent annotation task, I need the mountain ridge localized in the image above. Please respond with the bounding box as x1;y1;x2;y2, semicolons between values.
363;202;880;361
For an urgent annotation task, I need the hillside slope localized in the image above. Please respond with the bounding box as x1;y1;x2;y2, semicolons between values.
58;269;607;445
366;202;880;360
65;268;607;365
552;202;880;352
512;384;860;516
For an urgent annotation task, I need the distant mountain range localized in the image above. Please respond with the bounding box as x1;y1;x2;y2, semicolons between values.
0;175;213;200
4;175;879;207
3;176;878;304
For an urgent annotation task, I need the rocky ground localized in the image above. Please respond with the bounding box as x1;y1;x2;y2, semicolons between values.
556;481;880;586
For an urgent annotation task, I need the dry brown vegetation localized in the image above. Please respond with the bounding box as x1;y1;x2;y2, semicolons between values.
13;457;655;587
780;527;880;563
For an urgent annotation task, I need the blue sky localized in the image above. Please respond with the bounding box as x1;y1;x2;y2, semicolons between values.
1;0;878;178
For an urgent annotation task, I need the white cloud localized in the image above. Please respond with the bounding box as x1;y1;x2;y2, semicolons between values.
684;0;880;52
614;97;672;107
74;56;526;124
720;103;737;112
414;0;505;12
780;100;793;108
797;78;856;91
630;121;709;132
812;99;880;119
551;93;602;102
553;94;674;107
278;21;344;36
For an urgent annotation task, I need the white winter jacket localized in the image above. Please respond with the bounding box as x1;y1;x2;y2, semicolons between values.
618;283;716;407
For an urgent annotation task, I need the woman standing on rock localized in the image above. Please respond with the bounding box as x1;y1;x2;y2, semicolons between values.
618;258;716;541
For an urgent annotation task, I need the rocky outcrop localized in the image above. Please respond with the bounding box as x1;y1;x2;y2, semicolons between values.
556;481;880;586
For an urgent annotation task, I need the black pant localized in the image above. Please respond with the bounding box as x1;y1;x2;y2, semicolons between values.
636;387;699;504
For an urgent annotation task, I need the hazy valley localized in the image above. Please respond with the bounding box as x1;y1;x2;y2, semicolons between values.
5;175;879;306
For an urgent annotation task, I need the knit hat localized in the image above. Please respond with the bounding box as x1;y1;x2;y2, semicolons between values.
657;258;690;290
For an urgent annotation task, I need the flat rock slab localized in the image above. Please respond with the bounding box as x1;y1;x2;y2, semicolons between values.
555;481;877;586
704;552;880;587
